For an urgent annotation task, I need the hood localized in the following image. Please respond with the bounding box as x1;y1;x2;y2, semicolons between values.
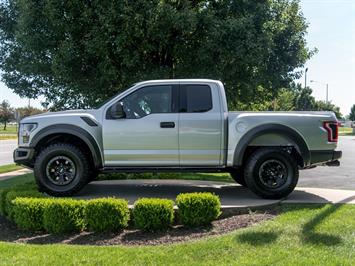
21;109;99;123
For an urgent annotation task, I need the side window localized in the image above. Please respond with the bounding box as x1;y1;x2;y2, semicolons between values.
180;85;212;113
121;85;173;119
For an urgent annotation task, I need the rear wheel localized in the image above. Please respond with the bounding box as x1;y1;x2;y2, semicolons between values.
34;143;90;196
244;148;299;199
229;168;247;187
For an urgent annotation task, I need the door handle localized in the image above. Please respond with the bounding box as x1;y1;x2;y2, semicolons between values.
160;122;175;128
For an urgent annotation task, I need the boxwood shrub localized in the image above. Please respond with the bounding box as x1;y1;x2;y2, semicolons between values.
85;198;130;232
0;189;11;216
4;190;44;219
12;197;50;231
176;192;221;226
133;198;174;231
43;199;86;234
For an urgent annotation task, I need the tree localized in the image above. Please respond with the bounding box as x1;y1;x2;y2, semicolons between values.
293;85;316;111
15;106;46;120
0;0;314;110
0;100;14;130
349;104;355;121
314;100;342;119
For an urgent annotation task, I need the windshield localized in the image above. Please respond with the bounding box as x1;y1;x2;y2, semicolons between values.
93;84;136;109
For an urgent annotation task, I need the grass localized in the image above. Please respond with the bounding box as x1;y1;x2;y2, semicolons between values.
0;164;23;174
0;124;17;135
0;124;18;140
0;204;353;265
339;127;354;136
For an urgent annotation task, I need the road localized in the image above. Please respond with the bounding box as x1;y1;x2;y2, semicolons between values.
0;136;354;189
0;140;17;166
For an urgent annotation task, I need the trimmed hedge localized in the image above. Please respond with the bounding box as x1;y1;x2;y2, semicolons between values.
133;198;174;232
12;197;50;231
176;192;221;226
0;189;11;216
43;199;87;234
85;198;130;232
4;190;43;218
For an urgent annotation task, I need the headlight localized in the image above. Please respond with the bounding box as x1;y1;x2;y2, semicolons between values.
20;123;37;143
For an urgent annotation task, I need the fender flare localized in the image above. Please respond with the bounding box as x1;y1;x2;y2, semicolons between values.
233;124;310;166
30;124;103;168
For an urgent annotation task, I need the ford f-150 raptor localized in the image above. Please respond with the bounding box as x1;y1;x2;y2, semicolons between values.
14;79;342;199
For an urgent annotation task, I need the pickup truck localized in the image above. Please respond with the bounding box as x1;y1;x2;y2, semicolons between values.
14;79;342;199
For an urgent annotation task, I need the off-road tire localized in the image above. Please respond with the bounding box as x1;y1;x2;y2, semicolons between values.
229;168;247;187
244;148;299;199
34;143;90;196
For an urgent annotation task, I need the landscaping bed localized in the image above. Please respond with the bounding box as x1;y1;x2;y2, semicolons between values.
0;211;275;246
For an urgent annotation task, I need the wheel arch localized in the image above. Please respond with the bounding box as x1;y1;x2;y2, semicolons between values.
233;124;310;167
30;124;103;169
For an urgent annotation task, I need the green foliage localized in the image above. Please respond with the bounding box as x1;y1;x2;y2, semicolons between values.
43;199;86;234
314;100;342;119
0;100;14;130
2;189;43;218
85;198;130;232
133;198;174;232
0;189;11;216
176;192;221;227
12;197;49;231
349;104;355;121
0;0;313;110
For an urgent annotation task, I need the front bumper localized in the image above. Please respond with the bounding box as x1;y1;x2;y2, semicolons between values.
310;150;342;165
13;147;35;168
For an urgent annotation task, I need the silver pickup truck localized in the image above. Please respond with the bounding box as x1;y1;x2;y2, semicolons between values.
14;79;342;199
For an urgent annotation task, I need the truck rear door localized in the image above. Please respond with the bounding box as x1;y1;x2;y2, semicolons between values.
178;83;223;166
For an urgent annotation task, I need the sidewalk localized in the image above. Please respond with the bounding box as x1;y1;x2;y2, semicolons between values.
0;168;32;181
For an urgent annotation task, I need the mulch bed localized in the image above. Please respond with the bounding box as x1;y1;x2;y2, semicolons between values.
0;211;276;246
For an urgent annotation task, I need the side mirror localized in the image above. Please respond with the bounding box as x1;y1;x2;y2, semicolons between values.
107;102;126;119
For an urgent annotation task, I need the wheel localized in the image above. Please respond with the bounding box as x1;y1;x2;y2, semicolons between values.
229;168;247;187
244;148;299;199
34;143;91;196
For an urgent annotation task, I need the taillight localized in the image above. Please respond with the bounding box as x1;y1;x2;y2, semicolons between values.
323;121;339;142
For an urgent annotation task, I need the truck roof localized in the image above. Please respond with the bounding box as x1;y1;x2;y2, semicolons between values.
135;79;221;86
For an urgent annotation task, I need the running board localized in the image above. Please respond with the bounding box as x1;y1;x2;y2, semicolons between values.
100;166;228;174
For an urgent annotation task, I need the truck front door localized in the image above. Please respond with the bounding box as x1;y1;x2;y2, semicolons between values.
103;84;179;166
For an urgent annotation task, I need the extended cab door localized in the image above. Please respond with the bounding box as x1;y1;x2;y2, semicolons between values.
178;83;223;166
102;84;179;166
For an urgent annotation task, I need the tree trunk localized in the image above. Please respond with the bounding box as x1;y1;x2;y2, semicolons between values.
3;121;6;130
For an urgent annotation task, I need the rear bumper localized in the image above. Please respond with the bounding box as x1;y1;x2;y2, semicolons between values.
13;147;35;168
310;150;342;165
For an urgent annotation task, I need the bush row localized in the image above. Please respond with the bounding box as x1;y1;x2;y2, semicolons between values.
2;190;221;233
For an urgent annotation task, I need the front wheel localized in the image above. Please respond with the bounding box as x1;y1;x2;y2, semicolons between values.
229;168;247;187
244;148;299;199
34;143;91;196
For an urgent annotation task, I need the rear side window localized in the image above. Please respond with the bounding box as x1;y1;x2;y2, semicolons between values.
180;85;212;113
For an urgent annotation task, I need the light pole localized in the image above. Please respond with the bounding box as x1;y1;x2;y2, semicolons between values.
304;68;308;89
310;80;329;103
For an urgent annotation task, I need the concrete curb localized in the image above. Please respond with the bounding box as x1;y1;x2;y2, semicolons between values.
0;168;32;181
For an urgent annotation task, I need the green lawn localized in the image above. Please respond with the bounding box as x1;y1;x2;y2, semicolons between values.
0;204;353;265
0;124;17;134
339;127;354;136
0;124;18;140
1;173;355;265
0;164;23;174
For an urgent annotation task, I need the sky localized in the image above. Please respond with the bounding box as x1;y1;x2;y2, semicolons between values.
0;0;354;115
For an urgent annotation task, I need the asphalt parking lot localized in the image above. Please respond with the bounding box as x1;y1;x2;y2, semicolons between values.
1;136;354;190
298;136;355;190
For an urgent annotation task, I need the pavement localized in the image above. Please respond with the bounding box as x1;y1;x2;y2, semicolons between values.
0;139;17;165
73;179;355;211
